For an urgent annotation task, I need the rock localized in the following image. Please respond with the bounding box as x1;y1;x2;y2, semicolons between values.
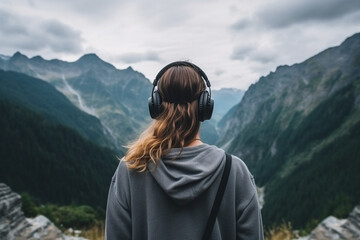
305;205;360;240
0;183;88;240
0;183;30;240
19;215;65;240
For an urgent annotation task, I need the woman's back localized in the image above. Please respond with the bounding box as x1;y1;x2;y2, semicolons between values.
106;144;263;239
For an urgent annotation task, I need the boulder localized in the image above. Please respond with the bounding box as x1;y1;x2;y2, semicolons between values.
306;205;360;240
0;183;87;240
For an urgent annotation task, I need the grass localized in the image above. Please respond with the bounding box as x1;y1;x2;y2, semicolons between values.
67;221;296;240
64;222;105;240
82;223;105;240
265;222;295;240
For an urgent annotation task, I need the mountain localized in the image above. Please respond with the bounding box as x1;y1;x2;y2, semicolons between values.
0;70;116;150
200;121;219;145
0;54;10;61
217;33;360;229
199;88;244;144
0;98;118;208
0;53;153;152
211;88;245;123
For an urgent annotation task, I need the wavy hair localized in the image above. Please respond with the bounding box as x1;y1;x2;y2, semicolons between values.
124;65;206;172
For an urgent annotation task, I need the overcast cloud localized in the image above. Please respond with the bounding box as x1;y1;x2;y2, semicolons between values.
256;0;360;28
0;0;359;89
115;51;161;64
0;8;83;55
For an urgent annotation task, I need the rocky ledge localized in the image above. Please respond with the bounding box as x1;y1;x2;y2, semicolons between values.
0;183;87;240
300;204;360;240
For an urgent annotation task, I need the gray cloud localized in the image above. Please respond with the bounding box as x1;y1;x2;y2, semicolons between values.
231;18;250;31
231;45;276;64
214;69;224;76
231;45;254;60
230;0;360;31
250;51;274;64
32;0;192;26
29;0;123;21
257;0;360;28
41;20;83;53
116;51;161;64
0;9;83;54
0;10;28;35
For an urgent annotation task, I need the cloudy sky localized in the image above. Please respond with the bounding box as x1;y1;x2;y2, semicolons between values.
1;0;360;90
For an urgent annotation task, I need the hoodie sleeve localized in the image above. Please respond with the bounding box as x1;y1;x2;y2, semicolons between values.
236;187;264;240
233;157;264;240
105;161;132;240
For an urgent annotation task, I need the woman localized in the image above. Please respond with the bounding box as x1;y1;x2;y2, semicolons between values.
105;61;264;240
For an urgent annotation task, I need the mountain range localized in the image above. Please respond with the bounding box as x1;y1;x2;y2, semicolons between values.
0;54;243;150
0;53;152;151
218;33;360;230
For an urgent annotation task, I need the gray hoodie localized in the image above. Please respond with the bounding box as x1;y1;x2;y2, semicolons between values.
105;144;264;240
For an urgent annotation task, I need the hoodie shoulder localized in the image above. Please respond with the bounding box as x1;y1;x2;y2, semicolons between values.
231;155;255;183
110;160;131;208
230;155;257;210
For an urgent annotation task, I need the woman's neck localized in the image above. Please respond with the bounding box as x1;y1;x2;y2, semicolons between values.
186;133;202;147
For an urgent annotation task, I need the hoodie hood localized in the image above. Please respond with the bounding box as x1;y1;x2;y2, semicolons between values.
149;144;226;205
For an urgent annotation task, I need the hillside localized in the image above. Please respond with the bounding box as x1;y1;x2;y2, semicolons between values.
0;53;153;151
211;88;245;123
0;70;117;151
200;88;244;144
0;99;118;208
217;33;360;229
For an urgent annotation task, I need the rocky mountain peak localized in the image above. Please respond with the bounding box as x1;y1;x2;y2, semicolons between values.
75;53;116;72
341;32;360;47
76;53;101;62
10;51;28;62
30;55;45;62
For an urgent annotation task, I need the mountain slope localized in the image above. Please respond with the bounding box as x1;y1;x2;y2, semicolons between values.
217;33;360;229
200;88;244;144
211;88;244;123
0;53;153;151
0;70;116;151
0;99;118;208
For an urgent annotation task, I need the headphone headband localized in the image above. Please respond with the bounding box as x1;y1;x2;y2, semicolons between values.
153;61;211;88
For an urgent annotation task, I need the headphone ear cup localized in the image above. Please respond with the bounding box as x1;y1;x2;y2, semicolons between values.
198;91;213;122
206;98;214;121
148;90;162;119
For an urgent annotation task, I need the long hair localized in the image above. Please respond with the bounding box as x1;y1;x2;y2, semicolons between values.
124;65;206;172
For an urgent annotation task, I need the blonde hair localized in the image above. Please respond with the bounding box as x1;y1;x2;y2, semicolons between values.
124;65;206;172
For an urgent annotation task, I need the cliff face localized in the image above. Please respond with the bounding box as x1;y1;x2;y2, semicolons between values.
304;205;360;240
217;33;360;228
0;183;86;240
0;183;29;239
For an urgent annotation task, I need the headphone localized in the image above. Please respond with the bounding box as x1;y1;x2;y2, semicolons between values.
148;61;214;122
